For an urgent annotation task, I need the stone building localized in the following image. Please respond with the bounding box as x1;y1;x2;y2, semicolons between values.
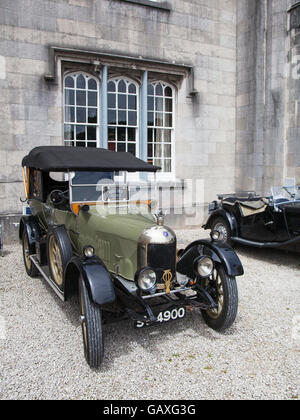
0;0;299;241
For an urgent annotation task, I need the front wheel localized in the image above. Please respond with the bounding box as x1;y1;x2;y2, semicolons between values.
200;265;238;332
210;217;233;246
79;275;104;369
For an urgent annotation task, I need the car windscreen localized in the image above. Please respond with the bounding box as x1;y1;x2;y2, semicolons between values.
271;186;300;201
70;171;159;204
71;171;113;203
292;186;300;199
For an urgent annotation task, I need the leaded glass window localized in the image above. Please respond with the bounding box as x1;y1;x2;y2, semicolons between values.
63;71;176;175
64;73;99;148
147;82;174;173
107;78;138;156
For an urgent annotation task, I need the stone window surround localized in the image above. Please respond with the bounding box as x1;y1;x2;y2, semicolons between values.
117;0;172;12
46;47;193;180
46;47;192;84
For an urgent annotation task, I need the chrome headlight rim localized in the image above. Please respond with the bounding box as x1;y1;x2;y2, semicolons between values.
83;245;95;258
194;256;214;279
210;229;221;242
136;267;157;292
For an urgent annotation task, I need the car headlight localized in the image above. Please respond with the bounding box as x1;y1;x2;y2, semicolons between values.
137;268;157;292
196;256;214;278
83;245;95;258
210;230;221;241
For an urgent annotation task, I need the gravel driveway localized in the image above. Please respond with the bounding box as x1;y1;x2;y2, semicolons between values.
0;229;299;400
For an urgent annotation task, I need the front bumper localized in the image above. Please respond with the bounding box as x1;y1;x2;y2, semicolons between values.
111;275;217;326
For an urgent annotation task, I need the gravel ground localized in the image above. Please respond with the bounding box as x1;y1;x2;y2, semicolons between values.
0;229;299;400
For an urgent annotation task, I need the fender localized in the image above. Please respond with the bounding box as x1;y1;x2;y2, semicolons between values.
203;209;238;236
177;239;244;278
19;216;40;253
65;256;115;305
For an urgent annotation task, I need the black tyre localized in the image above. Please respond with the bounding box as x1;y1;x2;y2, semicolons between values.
22;230;39;277
211;217;233;246
201;265;238;332
47;227;73;290
79;275;104;369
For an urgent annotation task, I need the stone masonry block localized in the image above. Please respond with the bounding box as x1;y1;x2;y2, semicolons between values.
237;93;249;107
6;57;48;75
56;18;96;38
0;55;6;79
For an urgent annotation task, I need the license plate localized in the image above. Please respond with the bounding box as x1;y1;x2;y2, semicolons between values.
134;306;186;329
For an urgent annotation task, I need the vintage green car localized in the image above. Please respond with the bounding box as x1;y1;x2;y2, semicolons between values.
20;146;244;368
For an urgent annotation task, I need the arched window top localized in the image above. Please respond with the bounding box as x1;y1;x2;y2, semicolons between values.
148;81;174;98
108;77;138;94
64;72;99;90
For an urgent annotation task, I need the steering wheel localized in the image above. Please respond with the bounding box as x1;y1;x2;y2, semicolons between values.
49;190;68;205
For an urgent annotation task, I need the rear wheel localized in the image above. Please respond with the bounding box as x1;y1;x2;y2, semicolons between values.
79;275;104;369
211;217;232;246
200;265;238;332
22;230;39;277
47;227;73;290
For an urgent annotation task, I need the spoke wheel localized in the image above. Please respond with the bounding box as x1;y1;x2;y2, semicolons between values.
200;265;238;332
211;217;232;246
79;275;104;369
47;227;73;291
48;235;64;287
22;230;38;277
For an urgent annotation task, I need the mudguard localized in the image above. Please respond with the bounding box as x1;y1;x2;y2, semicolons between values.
19;216;40;253
65;256;115;305
177;239;244;278
203;208;238;236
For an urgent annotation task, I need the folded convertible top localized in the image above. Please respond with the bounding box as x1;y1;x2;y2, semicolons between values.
22;146;160;172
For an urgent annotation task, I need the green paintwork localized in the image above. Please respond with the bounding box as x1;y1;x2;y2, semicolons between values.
30;198;157;281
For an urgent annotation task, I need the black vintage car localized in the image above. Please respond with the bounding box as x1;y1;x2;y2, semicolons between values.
204;185;300;249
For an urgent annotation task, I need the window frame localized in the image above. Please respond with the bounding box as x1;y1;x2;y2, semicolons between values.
63;71;100;148
147;81;176;178
107;76;140;157
62;70;176;178
119;0;172;11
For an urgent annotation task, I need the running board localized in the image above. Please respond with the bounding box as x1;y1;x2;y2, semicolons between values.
231;235;300;248
30;255;65;301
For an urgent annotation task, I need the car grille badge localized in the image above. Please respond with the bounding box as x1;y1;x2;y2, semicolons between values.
163;269;172;294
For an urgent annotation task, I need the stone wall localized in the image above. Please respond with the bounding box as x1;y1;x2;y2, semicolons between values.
1;0;300;244
236;0;300;195
287;2;300;182
0;0;238;241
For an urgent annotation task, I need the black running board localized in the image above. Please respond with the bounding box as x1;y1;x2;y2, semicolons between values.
30;255;65;301
231;235;300;248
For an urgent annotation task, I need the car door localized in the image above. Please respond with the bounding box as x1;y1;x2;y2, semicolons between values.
239;206;278;242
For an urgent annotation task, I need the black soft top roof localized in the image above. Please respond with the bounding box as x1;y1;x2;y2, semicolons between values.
22;146;160;172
